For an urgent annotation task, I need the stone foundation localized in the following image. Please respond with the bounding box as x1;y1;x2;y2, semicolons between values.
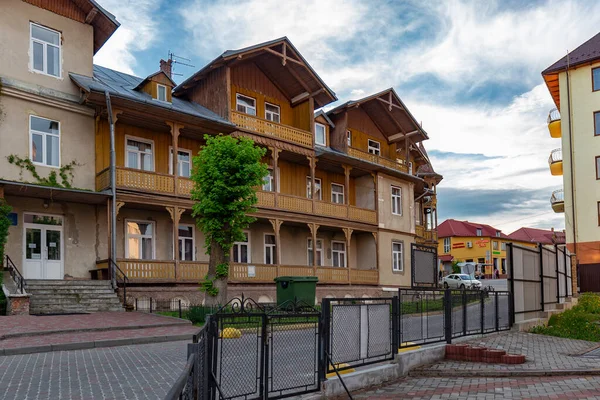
2;285;30;315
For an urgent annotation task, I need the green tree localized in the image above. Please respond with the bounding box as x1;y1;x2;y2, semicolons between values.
191;134;268;305
0;198;12;265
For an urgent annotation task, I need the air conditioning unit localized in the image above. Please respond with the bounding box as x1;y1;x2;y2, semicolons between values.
466;241;473;248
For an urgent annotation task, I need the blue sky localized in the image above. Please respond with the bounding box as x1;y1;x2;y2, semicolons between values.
93;0;600;233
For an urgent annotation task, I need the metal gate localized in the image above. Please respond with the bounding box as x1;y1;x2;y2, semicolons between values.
411;243;438;288
207;297;321;400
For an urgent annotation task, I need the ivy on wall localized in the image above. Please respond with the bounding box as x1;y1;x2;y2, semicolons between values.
7;155;79;188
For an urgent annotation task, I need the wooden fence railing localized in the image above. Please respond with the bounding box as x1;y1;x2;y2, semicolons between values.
230;111;313;147
348;147;408;173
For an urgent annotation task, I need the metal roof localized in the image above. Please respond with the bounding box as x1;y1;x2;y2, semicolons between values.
70;65;234;126
542;31;600;75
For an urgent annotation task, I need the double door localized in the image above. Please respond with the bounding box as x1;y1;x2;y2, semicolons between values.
23;215;63;279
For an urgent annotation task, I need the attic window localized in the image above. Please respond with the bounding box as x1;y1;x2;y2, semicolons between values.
476;229;482;237
157;84;168;102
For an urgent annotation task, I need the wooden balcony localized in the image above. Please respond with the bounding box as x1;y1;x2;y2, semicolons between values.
348;147;408;173
230;110;313;148
415;224;438;244
115;259;378;285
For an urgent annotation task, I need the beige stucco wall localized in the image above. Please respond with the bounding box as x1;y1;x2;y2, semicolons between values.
377;231;413;287
0;95;95;190
4;195;99;279
377;173;415;234
0;0;94;96
558;63;600;249
355;175;375;209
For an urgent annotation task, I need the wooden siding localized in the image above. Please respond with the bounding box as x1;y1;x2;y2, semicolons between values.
278;160;355;203
140;74;174;103
347;107;396;158
187;68;229;119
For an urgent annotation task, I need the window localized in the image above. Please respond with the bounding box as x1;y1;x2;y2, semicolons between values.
178;225;194;261
126;137;154;171
30;23;60;77
496;231;501;237
264;234;276;264
233;232;250;263
306;177;322;200
443;237;450;253
331;183;344;204
595;112;600;136
594;67;600;91
391;186;402;215
493;241;498;250
476;228;482;237
501;259;506;274
263;169;274;191
315;123;326;145
157;84;168;102
169;148;191;177
30;115;60;167
501;242;506;251
126;220;154;260
265;103;280;123
332;241;346;268
307;238;323;266
596;156;600;180
346;130;352;146
392;241;403;272
368;139;380;156
236;94;256;115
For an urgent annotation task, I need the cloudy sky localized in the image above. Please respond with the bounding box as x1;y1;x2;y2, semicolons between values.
93;0;600;234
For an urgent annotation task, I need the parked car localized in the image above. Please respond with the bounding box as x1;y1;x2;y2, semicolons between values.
442;274;482;289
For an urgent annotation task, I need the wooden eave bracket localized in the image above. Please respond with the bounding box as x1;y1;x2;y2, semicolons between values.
85;8;98;24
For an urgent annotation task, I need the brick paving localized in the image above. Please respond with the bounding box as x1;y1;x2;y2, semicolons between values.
0;340;188;400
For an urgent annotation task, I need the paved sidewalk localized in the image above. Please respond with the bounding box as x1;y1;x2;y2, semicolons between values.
0;340;188;400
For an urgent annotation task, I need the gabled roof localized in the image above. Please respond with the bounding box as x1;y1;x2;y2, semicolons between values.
133;70;177;90
315;110;335;128
70;65;234;126
438;219;508;239
173;37;337;108
24;0;119;54
327;88;428;143
508;227;565;245
542;31;600;109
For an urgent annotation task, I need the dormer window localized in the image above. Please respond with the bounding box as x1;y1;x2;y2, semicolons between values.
157;84;168;102
30;23;61;78
315;123;326;146
368;139;380;156
476;229;482;237
496;231;501;237
347;130;352;146
236;94;256;116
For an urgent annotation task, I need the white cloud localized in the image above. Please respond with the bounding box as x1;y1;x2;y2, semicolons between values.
93;0;162;74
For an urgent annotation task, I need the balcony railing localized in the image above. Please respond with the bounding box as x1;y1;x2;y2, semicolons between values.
230;111;313;147
548;148;563;176
348;147;408;173
547;109;561;138
550;189;564;213
415;224;438;243
116;259;378;285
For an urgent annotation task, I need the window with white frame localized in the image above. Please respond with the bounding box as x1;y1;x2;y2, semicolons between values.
332;241;346;268
368;139;380;156
157;84;168;102
476;228;482;237
169;148;192;177
126;220;154;260
264;234;276;264
265;103;280;123
178;225;194;261
126;137;154;171
30;23;60;77
236;94;256;116
392;241;403;272
307;238;323;266
30;115;60;167
233;232;250;263
315;123;326;145
443;237;450;253
331;183;344;204
263;169;274;191
306;177;322;200
501;242;506;251
493;241;499;250
347;130;352;146
496;231;501;237
391;186;402;215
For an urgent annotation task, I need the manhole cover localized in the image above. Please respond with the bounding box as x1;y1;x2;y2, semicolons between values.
581;347;600;358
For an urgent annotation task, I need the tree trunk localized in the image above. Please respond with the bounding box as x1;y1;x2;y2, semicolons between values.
205;238;228;306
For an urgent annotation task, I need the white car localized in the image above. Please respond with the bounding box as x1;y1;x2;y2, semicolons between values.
442;274;482;290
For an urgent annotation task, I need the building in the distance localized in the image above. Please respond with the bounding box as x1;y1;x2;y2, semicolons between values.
507;227;565;248
542;31;600;292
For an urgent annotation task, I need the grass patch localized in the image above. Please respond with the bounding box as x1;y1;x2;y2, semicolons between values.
401;292;484;315
530;293;600;342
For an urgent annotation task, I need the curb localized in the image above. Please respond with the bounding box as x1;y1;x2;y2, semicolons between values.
409;368;600;378
0;330;201;356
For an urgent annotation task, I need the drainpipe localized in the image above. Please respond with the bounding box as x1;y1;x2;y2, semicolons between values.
105;91;117;288
565;52;578;286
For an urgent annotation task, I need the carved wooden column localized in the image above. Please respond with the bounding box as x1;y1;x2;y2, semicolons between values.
167;206;185;280
269;219;283;277
372;232;379;285
309;223;320;274
343;228;353;282
343;165;352;206
271;147;280;207
371;172;378;222
308;156;317;209
168;122;182;196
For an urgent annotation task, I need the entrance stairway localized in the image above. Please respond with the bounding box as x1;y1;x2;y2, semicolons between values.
26;280;124;314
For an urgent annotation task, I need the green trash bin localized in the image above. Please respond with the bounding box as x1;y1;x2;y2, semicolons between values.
274;276;318;307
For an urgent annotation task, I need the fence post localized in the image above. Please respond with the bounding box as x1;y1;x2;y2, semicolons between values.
495;292;499;332
480;290;485;335
564;248;570;297
555;245;560;303
260;313;268;399
392;296;399;355
179;300;182;319
508;243;516;327
444;289;452;343
462;290;467;336
539;244;545;312
320;298;330;380
150;297;153;314
135;298;138;311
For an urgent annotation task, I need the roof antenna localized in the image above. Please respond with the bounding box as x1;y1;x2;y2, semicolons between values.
168;51;195;77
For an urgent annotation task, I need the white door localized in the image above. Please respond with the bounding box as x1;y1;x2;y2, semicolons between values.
23;214;64;279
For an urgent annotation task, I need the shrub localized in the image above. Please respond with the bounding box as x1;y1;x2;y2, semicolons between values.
531;304;600;342
577;293;600;314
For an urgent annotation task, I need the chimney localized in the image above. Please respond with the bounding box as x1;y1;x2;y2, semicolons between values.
160;59;172;78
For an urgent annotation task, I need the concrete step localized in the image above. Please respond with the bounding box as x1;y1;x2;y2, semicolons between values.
30;306;124;314
26;289;117;295
28;292;119;298
26;280;112;286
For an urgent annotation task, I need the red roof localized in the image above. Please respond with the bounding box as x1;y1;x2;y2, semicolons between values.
438;219;508;239
508;227;565;245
